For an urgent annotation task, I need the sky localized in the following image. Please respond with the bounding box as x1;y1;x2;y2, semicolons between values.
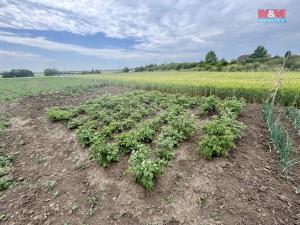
0;0;299;71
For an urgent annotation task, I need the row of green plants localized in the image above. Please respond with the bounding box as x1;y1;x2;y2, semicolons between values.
0;114;6;137
0;114;14;192
263;102;295;174
198;96;246;159
285;106;300;134
128;106;195;190
0;154;14;191
48;91;200;190
48;91;248;190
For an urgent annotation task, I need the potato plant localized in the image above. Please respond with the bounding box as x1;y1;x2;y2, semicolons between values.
49;91;248;190
198;95;220;115
199;97;246;160
128;144;166;191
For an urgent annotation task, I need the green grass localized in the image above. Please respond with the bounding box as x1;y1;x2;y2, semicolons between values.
1;71;300;105
0;76;106;102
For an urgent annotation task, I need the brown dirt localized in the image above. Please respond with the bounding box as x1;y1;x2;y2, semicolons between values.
0;86;299;225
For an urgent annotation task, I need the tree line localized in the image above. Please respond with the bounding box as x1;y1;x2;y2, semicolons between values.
130;46;300;72
0;68;102;78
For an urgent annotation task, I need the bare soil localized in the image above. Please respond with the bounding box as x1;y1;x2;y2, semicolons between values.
0;85;299;225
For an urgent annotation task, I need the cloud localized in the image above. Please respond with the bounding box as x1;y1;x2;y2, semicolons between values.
0;0;299;69
0;31;200;60
0;49;38;59
0;0;264;52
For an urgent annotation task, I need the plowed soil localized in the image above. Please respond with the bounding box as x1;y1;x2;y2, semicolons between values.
0;86;299;225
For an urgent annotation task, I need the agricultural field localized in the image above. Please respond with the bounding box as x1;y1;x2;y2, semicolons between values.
0;73;300;224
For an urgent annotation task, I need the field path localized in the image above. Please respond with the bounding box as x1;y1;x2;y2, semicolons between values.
0;86;299;225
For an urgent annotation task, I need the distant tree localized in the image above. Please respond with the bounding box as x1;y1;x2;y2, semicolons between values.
205;51;218;64
2;69;34;78
44;68;60;76
219;58;228;66
249;46;268;59
123;67;130;72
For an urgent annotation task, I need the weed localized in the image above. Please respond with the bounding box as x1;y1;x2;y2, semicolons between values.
53;190;60;198
197;195;206;208
44;180;57;191
0;213;5;221
0;176;13;191
70;203;80;214
88;195;98;216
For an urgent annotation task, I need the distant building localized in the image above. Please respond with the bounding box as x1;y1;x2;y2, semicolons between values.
237;54;250;62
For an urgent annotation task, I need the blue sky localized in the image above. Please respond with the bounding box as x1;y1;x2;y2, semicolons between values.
0;0;299;71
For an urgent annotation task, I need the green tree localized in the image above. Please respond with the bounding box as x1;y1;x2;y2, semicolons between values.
2;69;34;78
249;46;268;59
44;68;60;76
122;67;130;72
205;51;218;64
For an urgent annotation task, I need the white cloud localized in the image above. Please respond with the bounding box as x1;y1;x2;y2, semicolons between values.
0;0;298;69
0;49;38;59
0;31;201;60
0;0;265;52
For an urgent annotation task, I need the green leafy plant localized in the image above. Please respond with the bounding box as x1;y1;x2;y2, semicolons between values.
198;95;220;115
47;107;78;122
0;176;13;191
128;144;166;190
220;97;246;117
91;136;119;167
199;114;245;160
0;113;7;137
115;132;139;154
